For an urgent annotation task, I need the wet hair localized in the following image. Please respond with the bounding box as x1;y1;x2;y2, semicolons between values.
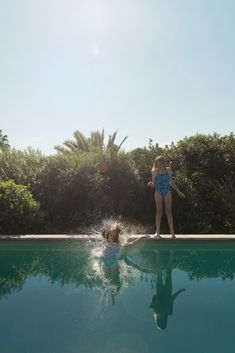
151;156;166;172
101;224;121;242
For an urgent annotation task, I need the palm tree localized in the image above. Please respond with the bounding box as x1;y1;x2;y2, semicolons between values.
55;129;127;155
0;130;10;150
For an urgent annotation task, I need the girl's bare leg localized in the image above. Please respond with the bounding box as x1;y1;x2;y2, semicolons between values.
155;191;163;237
164;191;175;238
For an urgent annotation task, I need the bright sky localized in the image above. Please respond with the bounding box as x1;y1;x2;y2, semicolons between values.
0;0;234;155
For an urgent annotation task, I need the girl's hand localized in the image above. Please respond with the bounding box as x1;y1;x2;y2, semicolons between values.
147;181;154;188
178;191;185;198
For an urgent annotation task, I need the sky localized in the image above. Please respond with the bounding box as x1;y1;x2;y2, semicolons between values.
0;0;234;155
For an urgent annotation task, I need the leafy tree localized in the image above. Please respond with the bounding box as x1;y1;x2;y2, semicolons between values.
0;180;43;234
0;147;45;198
33;151;141;232
0;131;234;234
170;133;235;233
129;133;235;233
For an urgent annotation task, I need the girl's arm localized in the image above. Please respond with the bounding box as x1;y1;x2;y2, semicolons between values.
125;235;150;245
151;169;157;183
172;288;186;301
147;170;157;188
169;173;185;198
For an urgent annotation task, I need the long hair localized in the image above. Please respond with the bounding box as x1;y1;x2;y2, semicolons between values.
151;156;167;172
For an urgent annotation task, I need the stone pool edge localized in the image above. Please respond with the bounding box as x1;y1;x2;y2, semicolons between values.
0;234;235;241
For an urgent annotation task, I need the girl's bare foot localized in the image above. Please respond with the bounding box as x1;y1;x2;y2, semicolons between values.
171;234;176;239
154;233;161;239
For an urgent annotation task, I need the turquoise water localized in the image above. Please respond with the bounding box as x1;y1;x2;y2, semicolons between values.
1;241;235;353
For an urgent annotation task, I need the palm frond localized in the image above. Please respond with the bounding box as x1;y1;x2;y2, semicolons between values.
73;130;89;151
117;136;128;152
54;145;70;154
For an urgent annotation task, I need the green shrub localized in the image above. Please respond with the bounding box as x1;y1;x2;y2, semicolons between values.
0;180;43;234
0;132;234;233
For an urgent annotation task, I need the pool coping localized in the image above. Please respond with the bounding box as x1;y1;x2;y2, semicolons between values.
0;234;235;241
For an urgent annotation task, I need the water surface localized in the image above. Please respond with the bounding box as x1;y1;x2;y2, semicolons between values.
0;241;235;353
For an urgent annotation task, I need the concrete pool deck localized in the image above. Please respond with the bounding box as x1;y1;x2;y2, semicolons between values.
0;234;235;241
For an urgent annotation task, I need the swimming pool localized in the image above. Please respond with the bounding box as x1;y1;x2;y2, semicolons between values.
0;241;235;353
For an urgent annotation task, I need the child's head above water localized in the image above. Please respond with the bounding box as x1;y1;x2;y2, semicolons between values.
101;224;122;243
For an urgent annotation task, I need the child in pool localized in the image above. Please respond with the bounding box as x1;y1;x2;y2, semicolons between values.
96;223;151;303
101;223;150;266
147;156;185;238
101;224;122;267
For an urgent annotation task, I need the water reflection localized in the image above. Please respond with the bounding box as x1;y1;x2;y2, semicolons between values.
92;242;122;304
91;241;134;305
123;248;186;329
149;251;185;330
1;242;235;318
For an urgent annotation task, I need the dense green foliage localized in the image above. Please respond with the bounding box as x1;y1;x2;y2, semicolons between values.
0;130;234;234
0;180;43;234
129;133;235;233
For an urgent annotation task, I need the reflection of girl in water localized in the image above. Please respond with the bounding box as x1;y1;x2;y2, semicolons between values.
150;251;185;329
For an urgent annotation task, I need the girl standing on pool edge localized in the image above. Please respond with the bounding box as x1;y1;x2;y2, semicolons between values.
147;156;185;238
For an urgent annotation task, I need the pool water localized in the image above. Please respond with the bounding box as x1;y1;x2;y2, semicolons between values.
1;241;235;353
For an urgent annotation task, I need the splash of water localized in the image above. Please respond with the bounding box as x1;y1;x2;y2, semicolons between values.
81;216;148;244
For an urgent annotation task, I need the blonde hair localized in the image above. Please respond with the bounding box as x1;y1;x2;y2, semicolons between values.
151;156;166;172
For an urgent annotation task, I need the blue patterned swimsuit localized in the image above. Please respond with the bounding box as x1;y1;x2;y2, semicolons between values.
103;243;121;268
155;171;171;197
